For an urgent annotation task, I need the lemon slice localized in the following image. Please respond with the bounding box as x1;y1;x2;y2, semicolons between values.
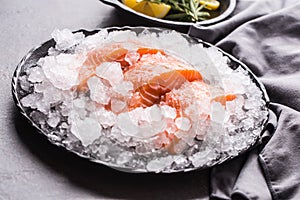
122;0;171;19
199;0;220;10
122;0;139;8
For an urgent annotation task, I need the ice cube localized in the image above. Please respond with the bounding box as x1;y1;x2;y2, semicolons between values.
107;30;137;43
116;112;139;137
73;98;86;108
27;67;45;83
70;117;102;146
47;112;60;128
42;83;64;104
175;130;195;146
94;108;116;128
98;144;108;155
30;111;46;125
87;76;110;105
60;122;69;129
125;51;140;66
173;155;187;166
111;98;127;113
146;156;175;172
36;99;50;114
51;29;85;51
220;136;232;152
157;31;189;55
161;105;176;119
242;117;255;130
19;75;31;91
191;119;210;139
175;117;191;131
128;107;150;125
189;148;212;167
34;83;44;93
139;120;166;138
96;62;123;87
111;126;131;143
172;139;188;154
210;102;225;123
165;118;177;134
116;151;132;165
244;98;258;110
79;29;108;50
112;81;133;96
223;75;245;94
40;53;84;90
147;105;162;122
60;102;72;117
20;93;42;109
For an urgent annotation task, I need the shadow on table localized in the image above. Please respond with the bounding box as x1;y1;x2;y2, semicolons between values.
12;106;210;200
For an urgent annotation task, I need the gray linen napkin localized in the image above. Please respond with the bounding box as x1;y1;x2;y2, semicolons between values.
188;0;300;199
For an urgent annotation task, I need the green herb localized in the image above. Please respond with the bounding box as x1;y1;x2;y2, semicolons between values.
147;0;211;22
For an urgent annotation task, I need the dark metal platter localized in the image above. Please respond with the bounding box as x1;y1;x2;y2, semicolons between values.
12;27;269;173
99;0;236;28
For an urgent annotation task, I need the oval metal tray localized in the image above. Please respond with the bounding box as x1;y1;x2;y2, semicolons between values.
99;0;236;27
12;27;269;173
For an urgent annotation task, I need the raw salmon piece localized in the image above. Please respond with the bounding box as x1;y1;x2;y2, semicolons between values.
213;94;237;105
76;47;129;92
162;92;182;117
130;69;202;108
84;47;129;67
137;48;166;56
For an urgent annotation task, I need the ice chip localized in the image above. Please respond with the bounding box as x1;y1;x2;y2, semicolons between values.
111;98;127;113
242;118;255;130
223;75;245;94
148;105;162;122
47;112;60;128
125;51;140;66
173;155;187;166
52;29;85;51
96;62;123;86
73;98;86;108
161;105;176;119
20;93;42;109
189;149;213;167
116;112;139;137
70;117;102;146
60;122;69;129
30;111;46;125
211;102;225;123
107;30;137;42
112;81;133;96
116;152;132;165
19;75;31;91
87;76;110;105
175;117;191;131
94;108;116;128
146;156;175;172
172;139;188;154
27;67;45;83
128;107;150;125
140;120;166;138
79;29;108;50
41;53;84;90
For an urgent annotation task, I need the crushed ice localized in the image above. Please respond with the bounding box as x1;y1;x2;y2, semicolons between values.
18;28;269;173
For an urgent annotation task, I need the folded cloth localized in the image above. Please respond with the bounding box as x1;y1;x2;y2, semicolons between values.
188;0;300;199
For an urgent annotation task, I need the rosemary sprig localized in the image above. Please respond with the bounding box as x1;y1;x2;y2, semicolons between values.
147;0;210;22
